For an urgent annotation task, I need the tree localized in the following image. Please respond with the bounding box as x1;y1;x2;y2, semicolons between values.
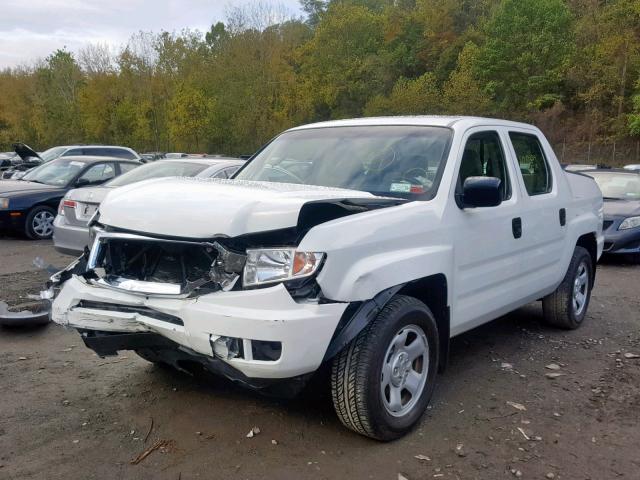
365;73;441;115
476;0;573;112
300;3;385;118
443;42;492;115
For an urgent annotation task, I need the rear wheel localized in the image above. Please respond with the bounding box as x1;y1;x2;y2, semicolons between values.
330;295;439;441
25;206;56;240
542;246;593;329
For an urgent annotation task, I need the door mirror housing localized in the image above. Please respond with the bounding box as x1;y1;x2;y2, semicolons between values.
458;176;502;208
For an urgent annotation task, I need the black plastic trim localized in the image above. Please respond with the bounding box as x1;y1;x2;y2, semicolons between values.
322;284;404;361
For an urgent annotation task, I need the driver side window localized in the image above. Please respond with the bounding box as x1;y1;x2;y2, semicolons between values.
78;163;115;184
458;131;511;201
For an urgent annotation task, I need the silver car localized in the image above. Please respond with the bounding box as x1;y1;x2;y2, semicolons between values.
53;158;244;255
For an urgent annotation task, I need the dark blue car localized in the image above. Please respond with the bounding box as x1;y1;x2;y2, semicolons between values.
0;156;140;239
584;169;640;261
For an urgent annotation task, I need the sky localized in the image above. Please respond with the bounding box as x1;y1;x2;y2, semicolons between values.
0;0;303;69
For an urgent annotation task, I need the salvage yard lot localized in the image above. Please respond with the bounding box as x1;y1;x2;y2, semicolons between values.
1;237;639;480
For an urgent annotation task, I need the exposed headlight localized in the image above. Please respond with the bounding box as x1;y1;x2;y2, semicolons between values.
243;248;325;287
619;216;640;230
0;197;9;209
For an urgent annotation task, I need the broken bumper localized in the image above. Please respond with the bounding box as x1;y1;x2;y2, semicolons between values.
52;276;347;379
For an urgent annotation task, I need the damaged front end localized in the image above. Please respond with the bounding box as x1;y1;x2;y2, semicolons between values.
84;229;246;297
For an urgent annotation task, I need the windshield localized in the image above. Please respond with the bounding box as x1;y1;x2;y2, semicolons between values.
22;159;86;186
40;146;68;162
105;161;208;187
586;172;640;200
235;126;452;199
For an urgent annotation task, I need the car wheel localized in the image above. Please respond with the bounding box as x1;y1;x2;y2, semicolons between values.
25;206;56;240
330;295;439;441
542;246;593;329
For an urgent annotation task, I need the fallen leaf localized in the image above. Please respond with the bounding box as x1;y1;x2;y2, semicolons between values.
506;401;527;411
414;454;431;462
623;353;639;359
398;474;409;480
546;372;565;379
517;427;530;440
501;362;513;370
545;363;561;370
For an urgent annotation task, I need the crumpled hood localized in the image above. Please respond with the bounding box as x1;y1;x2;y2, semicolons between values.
99;177;379;238
603;199;640;218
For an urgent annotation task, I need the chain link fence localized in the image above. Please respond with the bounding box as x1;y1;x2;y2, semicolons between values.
551;139;640;167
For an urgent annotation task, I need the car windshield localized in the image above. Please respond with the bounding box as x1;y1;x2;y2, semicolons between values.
39;146;68;162
235;126;452;199
105;161;208;187
586;172;640;200
22;159;86;186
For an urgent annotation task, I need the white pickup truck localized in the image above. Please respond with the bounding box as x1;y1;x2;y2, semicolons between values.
51;116;603;440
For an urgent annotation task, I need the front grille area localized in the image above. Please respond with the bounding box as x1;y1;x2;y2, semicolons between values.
603;220;614;231
603;241;614;251
99;238;216;284
87;231;247;295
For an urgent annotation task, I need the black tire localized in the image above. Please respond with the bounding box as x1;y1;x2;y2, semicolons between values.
330;295;439;441
542;246;593;329
25;205;56;240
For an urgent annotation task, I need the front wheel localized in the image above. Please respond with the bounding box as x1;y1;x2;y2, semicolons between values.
330;295;439;441
542;246;593;329
25;206;56;240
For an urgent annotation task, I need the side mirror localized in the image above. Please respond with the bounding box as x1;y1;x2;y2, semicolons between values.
75;178;91;187
458;176;502;208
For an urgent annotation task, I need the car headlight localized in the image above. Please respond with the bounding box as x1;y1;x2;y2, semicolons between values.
0;197;9;209
619;216;640;230
243;248;325;287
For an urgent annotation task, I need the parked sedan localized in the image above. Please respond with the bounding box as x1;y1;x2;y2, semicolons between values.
53;157;244;255
583;169;640;260
2;143;141;179
0;156;141;239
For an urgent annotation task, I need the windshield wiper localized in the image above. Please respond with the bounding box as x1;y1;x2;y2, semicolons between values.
602;196;623;200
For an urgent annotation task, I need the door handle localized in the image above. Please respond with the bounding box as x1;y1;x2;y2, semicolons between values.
512;217;522;239
559;208;566;226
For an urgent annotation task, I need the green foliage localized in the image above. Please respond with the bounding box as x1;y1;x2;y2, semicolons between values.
365;73;441;115
475;0;573;112
0;0;639;154
443;42;492;115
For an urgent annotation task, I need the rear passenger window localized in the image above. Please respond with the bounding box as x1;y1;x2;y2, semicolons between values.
458;131;511;200
509;133;552;195
105;149;136;160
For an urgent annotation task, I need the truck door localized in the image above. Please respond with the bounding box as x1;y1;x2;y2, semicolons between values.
449;128;526;335
505;130;567;297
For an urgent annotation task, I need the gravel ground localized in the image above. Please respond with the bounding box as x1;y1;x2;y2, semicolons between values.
0;236;639;480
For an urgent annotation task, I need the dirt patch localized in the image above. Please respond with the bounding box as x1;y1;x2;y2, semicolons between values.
1;240;639;479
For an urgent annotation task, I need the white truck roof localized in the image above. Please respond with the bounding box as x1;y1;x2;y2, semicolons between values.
289;115;537;131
